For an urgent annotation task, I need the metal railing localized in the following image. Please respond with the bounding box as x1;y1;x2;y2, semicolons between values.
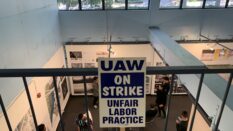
0;66;232;131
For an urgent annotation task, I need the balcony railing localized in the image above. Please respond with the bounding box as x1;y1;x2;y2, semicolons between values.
0;66;232;131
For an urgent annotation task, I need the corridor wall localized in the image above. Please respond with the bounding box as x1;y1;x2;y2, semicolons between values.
0;0;63;130
0;0;62;108
0;47;69;131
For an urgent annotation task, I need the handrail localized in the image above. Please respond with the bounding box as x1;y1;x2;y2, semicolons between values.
0;66;233;131
0;66;232;77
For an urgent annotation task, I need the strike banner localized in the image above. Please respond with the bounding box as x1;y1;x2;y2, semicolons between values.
98;58;146;127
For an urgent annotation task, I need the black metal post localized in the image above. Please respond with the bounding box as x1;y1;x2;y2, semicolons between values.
180;0;184;9
125;0;128;10
0;95;12;131
22;77;38;131
2;66;233;77
102;0;105;10
83;76;90;125
189;73;205;131
225;0;230;8
214;73;233;131
79;0;82;10
52;76;64;131
164;74;175;131
202;0;206;8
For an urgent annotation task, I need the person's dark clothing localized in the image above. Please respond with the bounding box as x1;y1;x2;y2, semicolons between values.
162;82;170;95
157;105;166;118
156;89;167;106
146;108;157;122
156;89;167;117
93;96;98;106
37;124;46;131
176;120;188;131
76;119;92;131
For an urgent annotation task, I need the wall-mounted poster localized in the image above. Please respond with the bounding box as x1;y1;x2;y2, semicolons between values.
96;51;109;58
96;51;109;62
84;63;95;68
213;49;228;60
71;63;83;68
59;65;65;81
70;51;82;60
201;49;215;61
45;79;59;125
146;76;151;94
61;77;68;99
15;109;35;131
73;76;94;94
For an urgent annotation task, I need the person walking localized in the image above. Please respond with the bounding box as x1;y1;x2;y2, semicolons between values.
156;85;167;118
162;76;170;95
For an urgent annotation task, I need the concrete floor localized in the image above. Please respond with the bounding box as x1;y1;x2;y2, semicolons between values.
57;95;192;131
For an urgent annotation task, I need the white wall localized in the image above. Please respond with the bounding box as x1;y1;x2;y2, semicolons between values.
187;105;211;131
0;47;69;131
180;43;233;65
59;0;233;42
180;43;233;81
59;11;150;42
0;0;62;107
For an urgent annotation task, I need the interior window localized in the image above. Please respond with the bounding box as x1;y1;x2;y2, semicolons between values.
128;0;149;9
105;0;126;9
183;0;204;8
159;0;181;8
205;0;226;8
81;0;102;10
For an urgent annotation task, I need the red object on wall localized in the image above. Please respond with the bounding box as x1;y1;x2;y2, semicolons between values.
37;92;41;98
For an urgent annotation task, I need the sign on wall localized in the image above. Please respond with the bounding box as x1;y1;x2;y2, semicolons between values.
98;58;146;127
